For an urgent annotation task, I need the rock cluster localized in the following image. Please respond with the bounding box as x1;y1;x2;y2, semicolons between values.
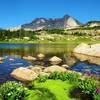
11;54;81;82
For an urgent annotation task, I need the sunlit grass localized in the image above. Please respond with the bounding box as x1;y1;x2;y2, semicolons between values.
26;80;76;100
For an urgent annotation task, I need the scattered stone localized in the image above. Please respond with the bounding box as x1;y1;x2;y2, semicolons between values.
0;57;4;61
49;56;62;65
9;58;14;61
37;53;45;60
23;56;37;61
34;65;45;70
11;67;38;81
61;64;69;69
0;60;3;63
44;65;67;73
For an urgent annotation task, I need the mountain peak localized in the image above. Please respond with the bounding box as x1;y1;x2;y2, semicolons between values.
22;15;81;30
63;14;70;18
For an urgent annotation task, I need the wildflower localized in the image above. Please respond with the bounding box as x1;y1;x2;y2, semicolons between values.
96;88;100;94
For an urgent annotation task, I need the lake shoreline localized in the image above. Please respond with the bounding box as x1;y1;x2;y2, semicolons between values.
0;39;100;45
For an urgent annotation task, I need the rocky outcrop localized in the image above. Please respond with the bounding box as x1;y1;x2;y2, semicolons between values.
11;67;38;81
73;43;100;57
44;65;67;73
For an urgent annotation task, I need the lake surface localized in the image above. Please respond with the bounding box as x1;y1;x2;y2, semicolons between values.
0;43;100;83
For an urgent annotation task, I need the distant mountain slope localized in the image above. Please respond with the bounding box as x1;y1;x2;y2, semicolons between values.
21;15;81;30
86;21;100;27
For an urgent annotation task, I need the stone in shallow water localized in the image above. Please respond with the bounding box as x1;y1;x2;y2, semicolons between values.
49;56;62;65
61;64;69;69
37;53;45;60
44;65;67;73
11;67;38;81
23;56;37;61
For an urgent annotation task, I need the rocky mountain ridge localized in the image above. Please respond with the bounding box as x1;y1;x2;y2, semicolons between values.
21;15;81;30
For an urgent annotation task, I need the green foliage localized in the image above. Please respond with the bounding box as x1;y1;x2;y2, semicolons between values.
0;81;29;100
78;78;96;94
37;75;48;83
49;71;61;80
64;72;80;83
33;80;74;100
32;88;56;100
0;29;37;41
45;29;65;35
93;94;100;100
49;71;80;83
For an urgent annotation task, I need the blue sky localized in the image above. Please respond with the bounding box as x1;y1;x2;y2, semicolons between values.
0;0;100;28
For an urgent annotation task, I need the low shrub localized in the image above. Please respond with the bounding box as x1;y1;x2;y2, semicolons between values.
78;78;96;95
49;71;61;80
48;71;80;83
0;81;29;100
37;75;48;83
64;72;80;83
93;94;100;100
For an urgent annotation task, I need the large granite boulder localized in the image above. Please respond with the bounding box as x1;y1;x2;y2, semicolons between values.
44;65;67;73
11;67;38;81
73;43;90;54
49;56;62;65
73;43;100;57
89;44;100;57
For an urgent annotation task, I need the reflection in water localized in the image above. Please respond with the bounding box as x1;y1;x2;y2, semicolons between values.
73;53;100;65
70;61;100;76
0;55;33;83
0;43;77;64
71;53;100;76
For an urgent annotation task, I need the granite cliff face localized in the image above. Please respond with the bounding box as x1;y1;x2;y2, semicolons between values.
21;15;81;30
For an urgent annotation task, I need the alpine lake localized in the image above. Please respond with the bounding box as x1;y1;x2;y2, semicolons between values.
0;43;100;83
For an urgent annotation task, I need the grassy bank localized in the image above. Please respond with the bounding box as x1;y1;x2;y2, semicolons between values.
26;80;74;100
0;36;100;45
